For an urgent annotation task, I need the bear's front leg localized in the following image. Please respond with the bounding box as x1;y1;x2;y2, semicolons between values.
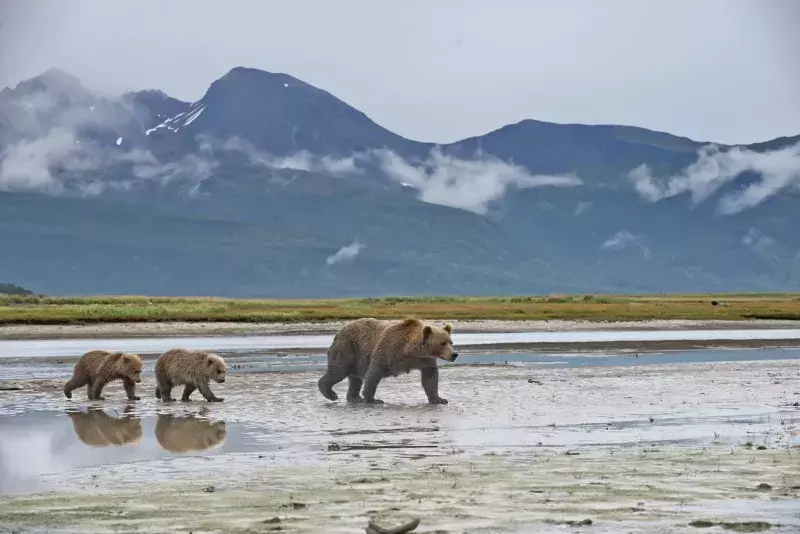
361;363;385;404
123;377;141;401
197;380;224;402
421;366;447;404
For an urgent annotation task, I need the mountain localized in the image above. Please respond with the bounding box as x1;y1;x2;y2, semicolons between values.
0;67;798;297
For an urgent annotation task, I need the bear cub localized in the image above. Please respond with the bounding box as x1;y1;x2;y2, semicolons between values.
63;350;143;401
318;317;458;405
154;348;227;402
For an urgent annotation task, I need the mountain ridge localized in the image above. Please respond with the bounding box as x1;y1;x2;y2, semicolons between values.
0;66;798;297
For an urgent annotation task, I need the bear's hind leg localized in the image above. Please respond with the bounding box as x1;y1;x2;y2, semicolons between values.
158;379;175;402
318;365;348;401
91;379;108;401
346;376;364;403
63;375;88;399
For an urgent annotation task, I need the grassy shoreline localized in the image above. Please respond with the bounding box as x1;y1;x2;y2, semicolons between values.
3;293;800;325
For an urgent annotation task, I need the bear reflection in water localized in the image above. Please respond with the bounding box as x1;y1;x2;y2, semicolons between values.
155;413;227;453
66;406;142;447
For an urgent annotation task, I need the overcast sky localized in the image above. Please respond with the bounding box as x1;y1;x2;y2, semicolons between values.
1;0;798;145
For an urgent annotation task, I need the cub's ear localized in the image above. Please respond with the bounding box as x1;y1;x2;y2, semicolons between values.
443;323;453;335
206;357;215;366
422;325;432;341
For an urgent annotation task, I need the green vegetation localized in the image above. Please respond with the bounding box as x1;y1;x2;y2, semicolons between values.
1;292;800;325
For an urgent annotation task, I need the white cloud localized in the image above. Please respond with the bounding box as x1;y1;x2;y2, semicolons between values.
0;84;164;195
741;227;775;252
600;230;651;257
0;127;155;194
574;201;593;216
223;137;359;176
373;147;582;215
325;240;365;266
628;141;800;214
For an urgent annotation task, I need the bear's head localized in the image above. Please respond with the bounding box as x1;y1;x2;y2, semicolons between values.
203;353;227;383
422;322;458;362
117;353;142;383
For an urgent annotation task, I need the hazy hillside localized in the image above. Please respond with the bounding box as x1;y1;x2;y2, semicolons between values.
0;67;798;297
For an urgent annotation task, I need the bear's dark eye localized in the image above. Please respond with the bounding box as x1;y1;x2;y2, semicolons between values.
441;341;447;347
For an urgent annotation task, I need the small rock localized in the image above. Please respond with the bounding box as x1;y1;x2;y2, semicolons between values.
203;486;215;493
756;483;772;491
263;517;281;524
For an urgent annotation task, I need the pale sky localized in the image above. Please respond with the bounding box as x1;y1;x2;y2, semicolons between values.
1;0;798;145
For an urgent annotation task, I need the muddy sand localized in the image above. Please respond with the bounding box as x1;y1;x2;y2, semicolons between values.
0;357;798;533
2;318;800;340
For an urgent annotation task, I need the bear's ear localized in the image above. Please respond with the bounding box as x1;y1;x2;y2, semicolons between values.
443;323;453;335
206;357;215;366
422;325;432;341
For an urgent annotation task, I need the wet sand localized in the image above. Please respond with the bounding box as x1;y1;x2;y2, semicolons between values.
2;317;799;340
0;356;798;533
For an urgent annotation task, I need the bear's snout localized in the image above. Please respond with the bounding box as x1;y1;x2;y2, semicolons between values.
451;352;459;361
218;377;226;383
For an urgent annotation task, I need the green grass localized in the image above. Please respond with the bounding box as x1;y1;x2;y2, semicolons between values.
2;292;800;325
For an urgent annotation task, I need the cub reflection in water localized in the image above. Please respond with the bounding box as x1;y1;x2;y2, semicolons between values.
155;412;227;453
66;406;142;447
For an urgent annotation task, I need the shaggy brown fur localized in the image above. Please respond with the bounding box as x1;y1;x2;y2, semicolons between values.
154;348;227;402
317;317;458;404
63;350;143;401
154;413;227;453
67;407;142;447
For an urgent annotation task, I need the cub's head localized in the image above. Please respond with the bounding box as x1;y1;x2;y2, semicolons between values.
422;322;458;362
203;353;227;383
118;353;143;383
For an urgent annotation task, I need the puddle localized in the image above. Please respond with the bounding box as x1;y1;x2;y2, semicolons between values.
0;407;274;494
3;328;800;358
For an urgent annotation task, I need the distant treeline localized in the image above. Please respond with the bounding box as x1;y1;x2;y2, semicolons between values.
0;283;35;295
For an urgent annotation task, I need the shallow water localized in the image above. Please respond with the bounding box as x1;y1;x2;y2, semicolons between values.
3;327;800;358
0;354;798;532
2;345;799;380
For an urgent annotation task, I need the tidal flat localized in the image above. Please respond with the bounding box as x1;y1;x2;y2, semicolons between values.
0;345;798;533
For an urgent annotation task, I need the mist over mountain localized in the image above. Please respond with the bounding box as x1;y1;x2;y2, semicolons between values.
1;67;798;297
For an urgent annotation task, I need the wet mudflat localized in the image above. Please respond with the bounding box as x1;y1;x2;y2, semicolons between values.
0;352;798;533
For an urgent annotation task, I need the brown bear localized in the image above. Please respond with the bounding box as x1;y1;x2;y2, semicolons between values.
63;350;143;401
154;348;227;402
154;413;227;453
317;317;458;404
67;406;142;447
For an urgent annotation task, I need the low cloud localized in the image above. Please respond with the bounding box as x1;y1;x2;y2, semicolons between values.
600;230;651;257
629;141;800;214
373;147;582;215
0;127;155;194
325;240;365;266
741;227;776;253
574;201;593;216
223;137;359;176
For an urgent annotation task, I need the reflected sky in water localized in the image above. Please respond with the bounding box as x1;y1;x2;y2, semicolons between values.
3;328;800;358
1;346;798;380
